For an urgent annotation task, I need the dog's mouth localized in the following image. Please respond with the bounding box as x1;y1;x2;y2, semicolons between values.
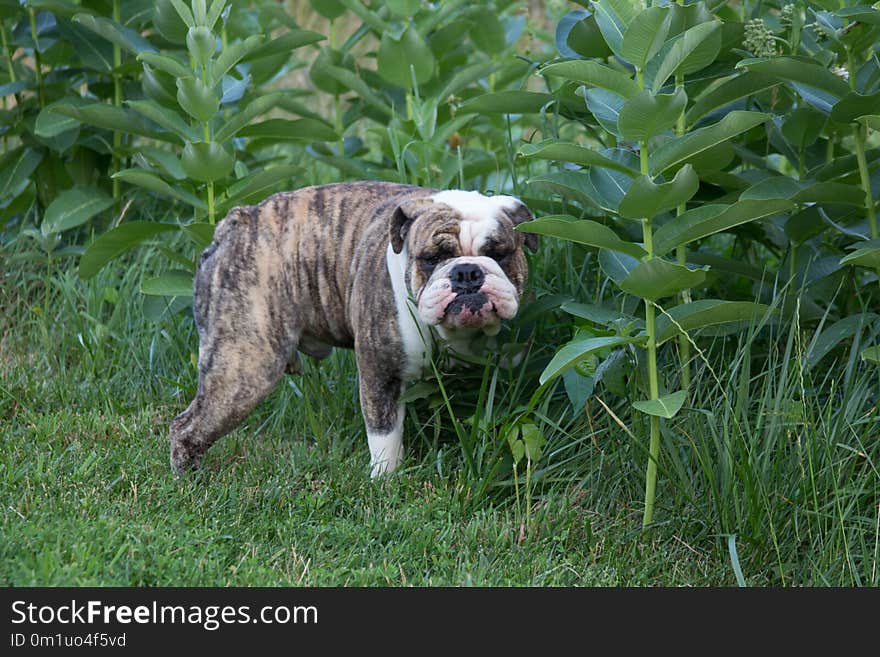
442;292;499;330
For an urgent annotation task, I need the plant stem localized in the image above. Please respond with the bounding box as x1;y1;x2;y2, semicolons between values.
112;0;122;204
673;13;691;392
330;20;345;158
0;21;15;84
203;122;215;225
847;48;878;241
636;67;662;528
27;8;45;109
0;20;11;148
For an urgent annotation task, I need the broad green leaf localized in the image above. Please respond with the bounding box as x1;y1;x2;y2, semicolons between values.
214;92;287;142
593;0;640;58
141;147;187;181
653;199;793;256
469;9;506;53
620;258;707;301
621;6;671;68
740;178;864;206
165;0;194;27
320;64;393;117
541;60;639;99
79;221;179;279
52;103;159;141
459;91;554;115
191;0;207;24
309;0;345;20
518;215;646;258
112;168;207;209
562;301;638;327
206;0;227;30
21;1;79;17
436;60;503;102
861;346;880;364
214;34;264;81
782;107;827;149
138;52;191;79
35;102;80;137
73;13;156;55
737;57;850;110
141;270;194;297
240;29;325;63
182;222;215;249
539;335;641;385
187;25;216;68
618;164;699;219
836;7;880;25
588;149;636;209
180;142;234;182
555;9;611;59
655;300;770;345
686;73;779;125
521;423;546;462
527;171;609;211
598;248;640;283
840;246;880;269
41;186;114;236
687;251;766;282
652;21;721;93
0;147;42;200
830;90;880;124
125;99;200;142
632;390;687;418
649;110;769;175
176;77;219;123
222;165;301;207
617;88;687;142
386;0;420;18
584;88;625;136
153;0;189;43
518;140;639;176
377;26;435;87
54;19;113;71
238;118;338;142
784;206;826;244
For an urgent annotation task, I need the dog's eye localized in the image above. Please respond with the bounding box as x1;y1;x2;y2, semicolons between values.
485;249;512;263
419;253;445;268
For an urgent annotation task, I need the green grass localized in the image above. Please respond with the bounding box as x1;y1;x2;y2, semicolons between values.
1;232;877;586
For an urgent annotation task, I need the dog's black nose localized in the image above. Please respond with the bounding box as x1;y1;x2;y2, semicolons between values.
449;263;485;294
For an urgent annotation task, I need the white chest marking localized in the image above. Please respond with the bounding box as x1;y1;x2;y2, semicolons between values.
386;243;432;381
431;190;520;255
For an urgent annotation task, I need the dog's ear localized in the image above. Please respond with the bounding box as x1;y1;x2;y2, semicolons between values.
390;200;419;254
505;201;538;253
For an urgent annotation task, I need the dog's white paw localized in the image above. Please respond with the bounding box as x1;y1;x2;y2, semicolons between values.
368;429;404;479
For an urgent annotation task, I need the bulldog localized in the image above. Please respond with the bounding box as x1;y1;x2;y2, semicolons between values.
168;182;537;478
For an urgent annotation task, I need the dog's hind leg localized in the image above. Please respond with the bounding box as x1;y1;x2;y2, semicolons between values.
169;334;292;474
169;219;297;474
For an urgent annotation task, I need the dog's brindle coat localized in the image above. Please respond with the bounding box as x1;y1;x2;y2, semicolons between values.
169;181;535;477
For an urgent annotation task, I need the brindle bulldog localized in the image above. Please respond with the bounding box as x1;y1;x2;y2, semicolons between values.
168;182;537;478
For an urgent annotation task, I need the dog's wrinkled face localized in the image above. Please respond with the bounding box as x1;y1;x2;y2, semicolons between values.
390;190;537;336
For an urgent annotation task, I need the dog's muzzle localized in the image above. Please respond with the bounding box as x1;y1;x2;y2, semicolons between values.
417;257;519;332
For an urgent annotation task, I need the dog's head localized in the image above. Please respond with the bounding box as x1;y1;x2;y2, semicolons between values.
389;190;537;337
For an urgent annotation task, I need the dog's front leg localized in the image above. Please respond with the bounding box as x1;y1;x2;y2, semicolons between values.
355;351;405;477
